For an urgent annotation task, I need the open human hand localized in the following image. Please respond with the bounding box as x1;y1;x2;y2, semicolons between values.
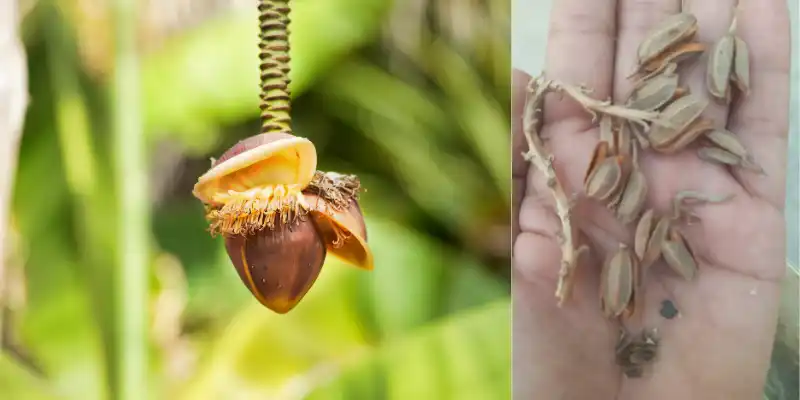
511;1;790;399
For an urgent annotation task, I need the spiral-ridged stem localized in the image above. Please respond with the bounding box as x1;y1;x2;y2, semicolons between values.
258;0;291;135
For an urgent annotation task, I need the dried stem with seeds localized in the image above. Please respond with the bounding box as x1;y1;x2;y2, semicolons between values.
544;79;665;130
522;76;589;305
522;74;670;305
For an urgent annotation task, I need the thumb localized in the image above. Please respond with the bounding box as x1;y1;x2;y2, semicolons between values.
512;68;532;244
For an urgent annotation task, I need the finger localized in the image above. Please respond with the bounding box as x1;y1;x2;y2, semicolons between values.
542;0;616;125
513;204;619;399
613;0;682;103
680;0;739;126
513;222;563;289
725;1;791;207
536;0;625;247
513;69;533;243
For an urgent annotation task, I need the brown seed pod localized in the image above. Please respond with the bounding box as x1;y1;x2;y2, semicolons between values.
647;94;710;152
626;63;680;111
615;143;648;225
653;117;715;154
634;209;655;261
636;13;699;66
616;167;648;225
731;36;750;96
636;214;671;270
698;147;765;174
224;216;326;314
707;34;735;104
662;227;698;281
632;42;706;81
600;244;636;319
583;141;631;202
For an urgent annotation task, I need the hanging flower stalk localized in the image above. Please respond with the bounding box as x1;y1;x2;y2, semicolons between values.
257;0;292;135
191;0;373;314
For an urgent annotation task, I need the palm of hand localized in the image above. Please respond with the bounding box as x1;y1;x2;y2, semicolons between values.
512;2;790;399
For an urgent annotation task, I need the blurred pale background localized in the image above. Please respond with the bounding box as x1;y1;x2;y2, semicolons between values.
512;1;799;399
0;0;511;399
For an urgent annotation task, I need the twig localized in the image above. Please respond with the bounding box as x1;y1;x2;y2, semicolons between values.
545;80;664;131
521;76;589;306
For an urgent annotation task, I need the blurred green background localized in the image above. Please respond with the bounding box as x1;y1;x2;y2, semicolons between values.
0;0;511;399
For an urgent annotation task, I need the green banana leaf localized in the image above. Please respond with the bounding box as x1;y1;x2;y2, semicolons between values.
305;299;511;400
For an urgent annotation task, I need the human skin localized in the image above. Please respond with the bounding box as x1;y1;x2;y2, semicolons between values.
511;1;791;399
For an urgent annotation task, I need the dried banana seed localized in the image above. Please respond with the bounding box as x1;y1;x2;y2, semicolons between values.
606;131;633;211
648;94;709;149
704;128;749;159
707;34;735;104
637;13;699;66
703;128;763;172
616;146;648;224
607;125;634;211
616;169;648;224
698;147;765;174
585;157;627;201
627;64;680;111
662;228;698;281
641;216;670;269
731;36;750;96
698;147;741;166
584;141;631;201
600;244;636;318
634;209;655;260
637;42;706;80
653;117;715;154
656;93;708;132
